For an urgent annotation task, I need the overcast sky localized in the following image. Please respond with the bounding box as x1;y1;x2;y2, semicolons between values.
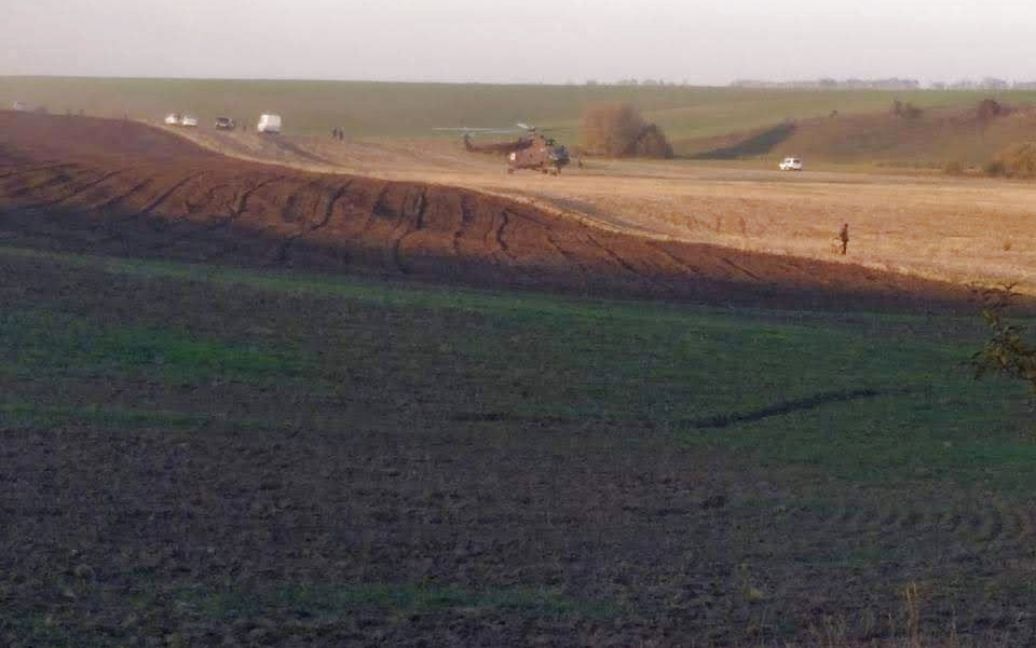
2;0;1034;84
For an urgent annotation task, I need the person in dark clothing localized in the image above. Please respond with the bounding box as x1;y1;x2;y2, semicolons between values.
839;223;850;255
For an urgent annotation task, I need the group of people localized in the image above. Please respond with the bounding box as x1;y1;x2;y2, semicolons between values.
330;127;345;141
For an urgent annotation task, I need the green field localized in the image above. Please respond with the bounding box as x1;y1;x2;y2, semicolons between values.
2;243;1035;644
3;76;1033;141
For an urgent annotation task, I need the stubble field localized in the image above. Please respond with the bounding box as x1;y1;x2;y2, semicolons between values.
176;124;1036;296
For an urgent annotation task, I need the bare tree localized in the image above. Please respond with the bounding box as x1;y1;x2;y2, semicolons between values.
581;103;673;159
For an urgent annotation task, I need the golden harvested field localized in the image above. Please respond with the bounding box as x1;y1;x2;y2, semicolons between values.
173;125;1036;295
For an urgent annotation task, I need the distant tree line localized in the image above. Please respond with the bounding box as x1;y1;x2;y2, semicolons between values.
731;78;921;90
612;79;686;87
729;77;1036;91
579;77;1036;90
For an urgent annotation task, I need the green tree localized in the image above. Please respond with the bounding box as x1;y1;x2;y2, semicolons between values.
972;285;1036;397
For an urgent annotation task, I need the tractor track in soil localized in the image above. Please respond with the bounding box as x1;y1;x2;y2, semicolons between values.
0;111;986;312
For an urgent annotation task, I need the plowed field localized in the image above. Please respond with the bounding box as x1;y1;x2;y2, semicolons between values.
1;112;977;311
4;111;1036;647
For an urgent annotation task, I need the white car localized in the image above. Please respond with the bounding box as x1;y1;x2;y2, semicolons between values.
257;113;282;134
164;113;198;127
779;157;803;171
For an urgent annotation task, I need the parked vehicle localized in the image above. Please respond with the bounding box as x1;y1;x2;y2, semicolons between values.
257;113;282;134
180;114;199;128
779;157;803;171
12;101;48;114
215;116;236;131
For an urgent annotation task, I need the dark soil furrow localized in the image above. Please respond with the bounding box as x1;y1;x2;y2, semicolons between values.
272;180;356;266
22;168;129;209
92;177;157;214
495;209;511;254
585;232;654;281
153;175;286;249
138;171;208;217
129;172;215;241
647;242;704;274
493;209;527;268
0;161;75;181
686;388;904;429
545;232;589;273
1;167;88;198
271;182;321;265
388;187;428;275
355;185;389;240
450;194;473;256
0;163;84;197
720;256;765;282
310;180;353;233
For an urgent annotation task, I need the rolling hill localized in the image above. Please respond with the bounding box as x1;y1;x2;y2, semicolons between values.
0;111;979;312
683;100;1036;167
3;76;1034;143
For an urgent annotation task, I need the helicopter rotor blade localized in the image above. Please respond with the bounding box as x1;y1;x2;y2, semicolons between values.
433;127;523;135
514;122;572;134
433;127;504;132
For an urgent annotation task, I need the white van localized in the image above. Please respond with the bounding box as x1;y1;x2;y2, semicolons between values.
257;114;282;134
779;157;803;171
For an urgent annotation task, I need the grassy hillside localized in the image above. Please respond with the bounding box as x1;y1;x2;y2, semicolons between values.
2;242;1035;644
683;101;1036;166
3;76;1035;141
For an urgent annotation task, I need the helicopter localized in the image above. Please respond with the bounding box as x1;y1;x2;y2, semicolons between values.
434;123;571;175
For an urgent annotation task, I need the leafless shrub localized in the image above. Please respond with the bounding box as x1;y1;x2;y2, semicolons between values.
984;159;1007;177
986;142;1036;178
891;100;924;119
976;98;1010;120
581;103;673;158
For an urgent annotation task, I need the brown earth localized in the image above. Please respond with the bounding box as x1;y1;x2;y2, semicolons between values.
0;112;982;312
4;111;1036;647
3;250;1035;647
143;114;1036;298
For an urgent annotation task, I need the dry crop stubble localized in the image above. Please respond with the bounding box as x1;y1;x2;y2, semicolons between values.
161;120;1036;297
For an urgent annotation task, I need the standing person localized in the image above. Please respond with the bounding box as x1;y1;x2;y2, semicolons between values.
839;223;850;255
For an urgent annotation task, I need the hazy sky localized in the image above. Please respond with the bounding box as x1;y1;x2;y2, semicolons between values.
3;0;1034;84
